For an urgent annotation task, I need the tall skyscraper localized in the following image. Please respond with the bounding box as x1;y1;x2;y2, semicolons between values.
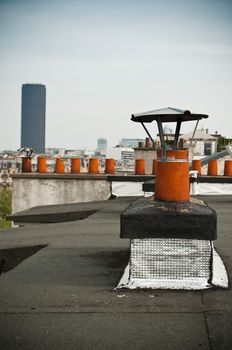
97;138;107;151
21;84;46;154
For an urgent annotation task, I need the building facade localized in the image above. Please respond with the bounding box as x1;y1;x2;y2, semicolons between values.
21;84;46;154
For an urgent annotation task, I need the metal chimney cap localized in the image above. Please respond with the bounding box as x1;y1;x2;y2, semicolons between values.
131;107;208;123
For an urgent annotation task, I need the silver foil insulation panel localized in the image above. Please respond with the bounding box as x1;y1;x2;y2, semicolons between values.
130;238;212;282
116;238;228;290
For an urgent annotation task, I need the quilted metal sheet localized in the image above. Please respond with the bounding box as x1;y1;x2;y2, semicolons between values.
130;238;212;282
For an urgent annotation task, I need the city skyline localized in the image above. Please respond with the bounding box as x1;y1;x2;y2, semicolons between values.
1;0;232;150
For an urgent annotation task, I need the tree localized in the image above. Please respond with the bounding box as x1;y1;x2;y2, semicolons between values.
217;137;232;152
0;187;12;220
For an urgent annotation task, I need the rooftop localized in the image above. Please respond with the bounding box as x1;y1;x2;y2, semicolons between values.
0;195;231;349
181;129;218;141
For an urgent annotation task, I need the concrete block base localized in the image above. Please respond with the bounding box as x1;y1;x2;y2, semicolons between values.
120;197;217;240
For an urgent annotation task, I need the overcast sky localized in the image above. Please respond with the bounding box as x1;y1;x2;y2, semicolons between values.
0;0;232;150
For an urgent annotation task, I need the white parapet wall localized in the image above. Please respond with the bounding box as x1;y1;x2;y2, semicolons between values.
12;174;111;213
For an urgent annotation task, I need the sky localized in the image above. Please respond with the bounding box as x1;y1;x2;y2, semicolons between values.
0;0;232;150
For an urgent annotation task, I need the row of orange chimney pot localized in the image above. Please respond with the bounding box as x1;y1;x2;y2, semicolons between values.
21;156;232;176
22;157;116;174
149;159;232;177
191;159;232;176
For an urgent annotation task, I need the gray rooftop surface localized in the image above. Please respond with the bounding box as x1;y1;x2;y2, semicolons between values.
0;195;231;350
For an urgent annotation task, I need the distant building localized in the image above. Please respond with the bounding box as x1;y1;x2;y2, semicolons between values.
106;147;122;160
64;149;84;157
156;128;218;156
21;84;46;154
0;155;20;187
106;146;134;171
118;138;145;148
45;148;64;156
181;129;218;156
120;147;134;162
97;138;107;151
0;168;19;187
